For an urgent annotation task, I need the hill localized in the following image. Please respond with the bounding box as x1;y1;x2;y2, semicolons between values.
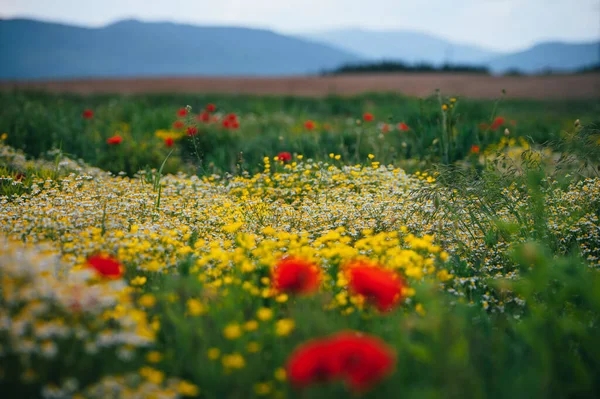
488;41;600;73
1;19;598;80
304;28;600;73
0;18;361;80
300;28;500;65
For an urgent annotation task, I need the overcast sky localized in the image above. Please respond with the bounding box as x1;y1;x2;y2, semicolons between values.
2;0;599;51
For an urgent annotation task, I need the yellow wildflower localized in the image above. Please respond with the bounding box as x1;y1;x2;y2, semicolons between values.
246;341;261;353
222;353;246;369
274;368;287;382
146;351;163;363
275;319;295;336
244;320;259;331
257;307;273;321
223;323;243;340
186;299;206;316
207;348;221;360
254;383;272;396
138;294;156;308
177;381;200;397
130;276;147;286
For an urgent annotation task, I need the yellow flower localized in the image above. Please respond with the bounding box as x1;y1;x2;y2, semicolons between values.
186;299;206;316
246;341;261;353
436;269;453;282
262;226;276;236
274;368;287;382
146;351;163;363
334;155;341;160
131;276;147;286
223;323;243;339
207;348;221;360
155;129;184;140
415;303;426;316
368;154;375;159
275;294;288;303
275;319;295;336
257;307;273;321
0;133;7;140
223;222;243;233
139;367;165;385
442;104;449;111
296;155;303;160
138;293;156;308
222;353;246;369
254;382;272;396
177;381;200;397
244;320;259;331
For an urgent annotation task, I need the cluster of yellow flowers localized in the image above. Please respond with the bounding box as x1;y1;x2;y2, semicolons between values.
1;141;598;296
1;141;599;396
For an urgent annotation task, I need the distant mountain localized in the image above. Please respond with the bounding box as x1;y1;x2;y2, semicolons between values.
488;41;600;73
300;28;500;65
1;19;598;80
0;18;361;80
302;29;600;73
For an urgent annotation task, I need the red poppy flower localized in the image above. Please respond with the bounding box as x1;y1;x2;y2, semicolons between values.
82;109;94;120
287;339;343;387
328;332;396;392
222;119;231;129
173;120;185;130
490;116;505;131
206;103;216;113
87;254;123;279
231;121;240;129
165;137;174;147
276;152;292;163
345;261;405;312
197;111;210;123
106;135;123;145
398;122;410;132
363;113;374;122
286;331;396;392
177;108;188;117
381;123;390;134
471;145;480;154
187;126;198;136
272;257;320;294
304;120;315;130
226;113;238;122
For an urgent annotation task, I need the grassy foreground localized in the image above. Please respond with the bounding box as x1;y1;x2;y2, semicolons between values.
0;92;600;398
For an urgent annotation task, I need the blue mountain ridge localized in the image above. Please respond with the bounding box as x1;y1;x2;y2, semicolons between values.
1;19;598;80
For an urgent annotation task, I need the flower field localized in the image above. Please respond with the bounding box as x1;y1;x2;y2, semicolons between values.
1;92;600;398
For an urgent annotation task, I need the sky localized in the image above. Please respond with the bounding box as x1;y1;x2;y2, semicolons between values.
1;0;599;51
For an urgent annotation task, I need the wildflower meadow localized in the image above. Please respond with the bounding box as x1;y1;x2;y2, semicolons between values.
1;91;599;398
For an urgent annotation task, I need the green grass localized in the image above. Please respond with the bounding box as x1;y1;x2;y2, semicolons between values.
1;91;598;176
